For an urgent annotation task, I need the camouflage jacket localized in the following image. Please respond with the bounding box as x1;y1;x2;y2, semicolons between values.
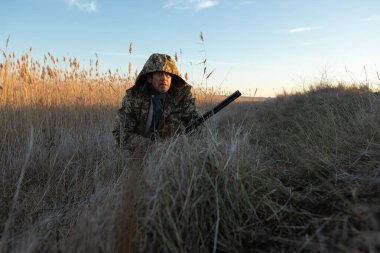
112;53;199;149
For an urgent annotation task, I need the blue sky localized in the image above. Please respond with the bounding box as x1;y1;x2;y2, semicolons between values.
1;0;380;97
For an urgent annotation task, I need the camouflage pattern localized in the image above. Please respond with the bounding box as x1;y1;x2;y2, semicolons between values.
112;53;199;150
135;53;186;87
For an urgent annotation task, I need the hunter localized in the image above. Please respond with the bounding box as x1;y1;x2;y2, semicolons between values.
112;53;199;150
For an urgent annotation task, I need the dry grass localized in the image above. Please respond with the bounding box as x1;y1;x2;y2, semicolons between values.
1;51;380;253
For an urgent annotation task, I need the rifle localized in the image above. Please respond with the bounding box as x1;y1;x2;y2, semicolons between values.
185;90;242;134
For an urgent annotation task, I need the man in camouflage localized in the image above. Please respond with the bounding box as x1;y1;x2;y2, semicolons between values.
112;53;199;150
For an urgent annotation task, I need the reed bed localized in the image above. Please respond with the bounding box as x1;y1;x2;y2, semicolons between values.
1;51;380;253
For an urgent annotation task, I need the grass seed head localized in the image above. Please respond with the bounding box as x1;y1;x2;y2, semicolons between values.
129;43;133;55
174;52;178;62
128;62;132;76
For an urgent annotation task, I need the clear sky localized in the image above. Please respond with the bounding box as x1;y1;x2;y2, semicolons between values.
1;0;380;97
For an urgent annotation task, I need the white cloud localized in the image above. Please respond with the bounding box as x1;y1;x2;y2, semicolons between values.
67;0;97;12
360;15;380;22
288;26;321;33
164;0;219;10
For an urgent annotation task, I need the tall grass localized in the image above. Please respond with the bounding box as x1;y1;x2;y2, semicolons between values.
1;50;380;252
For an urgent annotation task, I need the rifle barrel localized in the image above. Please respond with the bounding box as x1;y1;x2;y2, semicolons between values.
185;90;241;133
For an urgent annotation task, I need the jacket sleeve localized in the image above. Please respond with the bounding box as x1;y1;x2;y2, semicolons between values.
179;85;200;127
160;85;200;137
112;91;149;149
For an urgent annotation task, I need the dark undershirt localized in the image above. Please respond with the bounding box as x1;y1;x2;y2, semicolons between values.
149;86;168;133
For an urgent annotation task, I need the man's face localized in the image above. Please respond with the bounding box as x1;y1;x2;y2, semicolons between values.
147;71;172;93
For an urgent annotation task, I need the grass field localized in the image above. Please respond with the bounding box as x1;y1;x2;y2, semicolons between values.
1;51;380;252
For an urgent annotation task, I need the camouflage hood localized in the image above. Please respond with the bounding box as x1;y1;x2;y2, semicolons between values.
135;53;187;89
